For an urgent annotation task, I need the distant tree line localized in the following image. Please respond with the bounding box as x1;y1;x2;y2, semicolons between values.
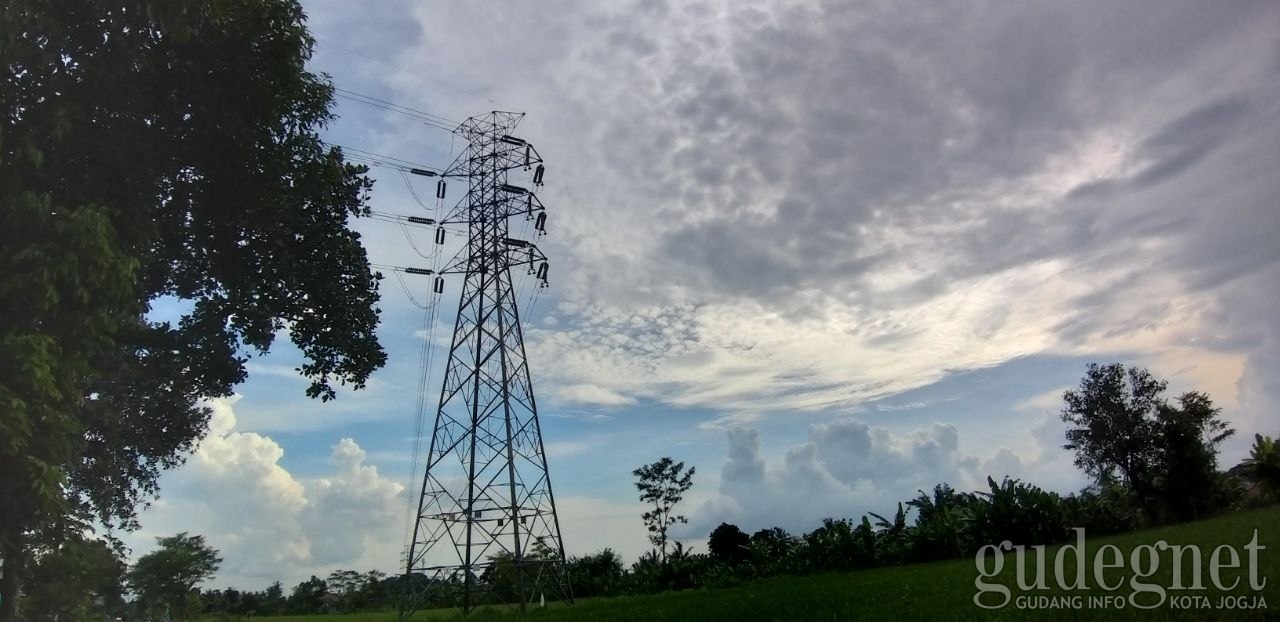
197;571;403;618
592;363;1280;597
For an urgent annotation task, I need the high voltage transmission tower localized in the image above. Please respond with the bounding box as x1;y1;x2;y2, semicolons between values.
399;112;571;618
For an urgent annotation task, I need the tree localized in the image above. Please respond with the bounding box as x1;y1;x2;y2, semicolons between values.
1151;391;1235;520
1060;363;1234;522
965;477;1070;549
354;570;387;612
867;503;910;564
707;523;751;566
126;533;221;621
566;549;624;598
326;570;363;612
633;457;695;562
906;484;973;561
0;2;385;617
1236;433;1280;501
747;528;799;576
263;580;287;615
20;534;126;621
288;576;328;615
1060;363;1167;498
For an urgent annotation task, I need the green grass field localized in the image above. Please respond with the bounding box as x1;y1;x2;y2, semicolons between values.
247;505;1280;621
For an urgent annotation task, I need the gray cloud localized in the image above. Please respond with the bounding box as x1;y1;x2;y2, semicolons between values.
720;427;765;494
689;416;1082;536
308;0;1280;422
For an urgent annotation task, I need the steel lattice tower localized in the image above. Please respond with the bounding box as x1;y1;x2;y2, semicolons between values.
402;112;570;617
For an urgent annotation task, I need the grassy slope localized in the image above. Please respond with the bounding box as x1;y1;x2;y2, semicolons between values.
250;505;1280;622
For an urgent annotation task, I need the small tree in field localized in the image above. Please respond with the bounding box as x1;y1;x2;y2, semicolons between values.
707;523;751;565
126;533;221;620
633;457;695;562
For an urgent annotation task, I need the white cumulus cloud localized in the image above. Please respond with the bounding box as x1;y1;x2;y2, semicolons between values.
125;397;407;590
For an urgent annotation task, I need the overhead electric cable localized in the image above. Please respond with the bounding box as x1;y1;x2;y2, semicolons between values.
335;87;459;128
338;145;438;172
335;93;457;133
400;170;434;211
324;142;457;177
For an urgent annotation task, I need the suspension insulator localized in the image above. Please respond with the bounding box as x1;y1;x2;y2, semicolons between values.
433;276;444;293
534;212;547;232
536;262;548;281
533;164;545;185
435;227;446;244
524;145;531;168
436;180;446;199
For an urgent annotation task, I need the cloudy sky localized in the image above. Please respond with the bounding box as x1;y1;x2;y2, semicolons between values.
123;0;1280;590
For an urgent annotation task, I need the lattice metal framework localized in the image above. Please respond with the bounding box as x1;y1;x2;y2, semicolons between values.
401;112;570;617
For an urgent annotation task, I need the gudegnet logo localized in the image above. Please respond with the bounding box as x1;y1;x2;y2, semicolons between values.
973;528;1268;611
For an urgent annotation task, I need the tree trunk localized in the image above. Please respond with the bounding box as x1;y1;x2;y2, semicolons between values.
0;537;21;622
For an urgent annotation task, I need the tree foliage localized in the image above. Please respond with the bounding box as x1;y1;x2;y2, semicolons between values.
906;484;972;561
747;528;801;576
1238;433;1280;501
0;1;385;616
1152;391;1236;520
1060;363;1234;521
20;534;126;622
286;576;329;615
566;549;625;598
1061;363;1168;494
126;533;221;621
633;457;695;562
707;523;750;566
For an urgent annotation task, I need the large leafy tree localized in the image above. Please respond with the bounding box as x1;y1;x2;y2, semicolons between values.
0;1;385;617
1060;363;1168;497
632;457;695;562
1060;363;1234;522
126;533;221;621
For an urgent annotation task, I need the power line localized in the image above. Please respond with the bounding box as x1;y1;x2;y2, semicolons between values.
334;89;459;133
400;170;435;211
326;143;457;178
335;87;459;128
339;145;436;171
